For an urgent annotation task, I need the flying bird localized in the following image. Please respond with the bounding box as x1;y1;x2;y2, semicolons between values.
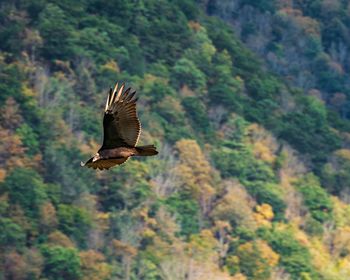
81;82;158;170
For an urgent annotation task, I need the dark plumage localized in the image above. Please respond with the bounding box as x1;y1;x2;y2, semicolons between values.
81;82;158;170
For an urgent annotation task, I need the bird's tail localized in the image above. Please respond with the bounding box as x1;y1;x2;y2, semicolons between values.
135;145;158;156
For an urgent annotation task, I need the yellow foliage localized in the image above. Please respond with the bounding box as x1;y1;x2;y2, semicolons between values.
334;149;350;161
22;84;37;98
253;142;275;163
256;240;280;267
214;220;232;232
247;123;277;163
188;21;202;31
236;240;279;277
308;238;332;273
258;203;274;220
337;257;350;271
0;127;28;170
291;226;310;247
187;229;219;261
79;139;100;157
158;96;184;117
231;273;247;280
112;239;137;257
212;181;257;230
96;212;110;231
142;228;157;239
254;203;274;227
0;168;6;182
180;84;195;97
278;8;320;35
175;139;216;214
226;255;239;268
80;250;112;280
40;202;58;229
47;230;75;248
332;226;350;258
101;60;120;73
332;196;350;227
10;205;32;233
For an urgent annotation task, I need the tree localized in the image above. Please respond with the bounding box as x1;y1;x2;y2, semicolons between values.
295;173;333;223
37;4;78;60
0;218;25;248
175;139;216;218
80;250;111;280
41;245;82;280
234;240;279;279
1;168;48;219
57;204;92;247
172;57;206;91
211;181;257;230
40;202;58;232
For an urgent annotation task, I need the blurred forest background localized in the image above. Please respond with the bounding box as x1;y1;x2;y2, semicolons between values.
3;0;350;279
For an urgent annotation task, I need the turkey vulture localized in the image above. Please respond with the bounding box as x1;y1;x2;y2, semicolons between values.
81;82;158;170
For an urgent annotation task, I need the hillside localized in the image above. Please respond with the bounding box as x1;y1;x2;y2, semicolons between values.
1;1;350;279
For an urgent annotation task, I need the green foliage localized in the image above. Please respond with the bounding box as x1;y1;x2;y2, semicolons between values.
16;123;40;156
165;191;200;237
172;57;206;91
0;218;26;248
212;146;275;182
304;216;324;236
43;145;97;201
246;75;280;100
77;27;118;63
41;245;82;280
321;150;350;195
182;97;213;136
0;61;24;103
208;51;244;109
1;168;48;219
246;182;286;220
279;96;341;167
295;174;333;223
0;4;26;55
57;205;91;247
241;0;276;13
38;4;78;60
204;17;261;76
264;229;320;280
129;0;192;63
236;242;272;280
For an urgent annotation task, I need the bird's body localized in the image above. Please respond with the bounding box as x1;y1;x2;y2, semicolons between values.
81;82;158;170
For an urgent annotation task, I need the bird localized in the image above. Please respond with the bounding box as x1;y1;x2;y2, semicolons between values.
81;82;158;170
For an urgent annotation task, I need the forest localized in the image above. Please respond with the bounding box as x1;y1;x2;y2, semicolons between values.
2;0;350;279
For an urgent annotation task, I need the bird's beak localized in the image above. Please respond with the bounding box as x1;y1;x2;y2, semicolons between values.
92;154;100;162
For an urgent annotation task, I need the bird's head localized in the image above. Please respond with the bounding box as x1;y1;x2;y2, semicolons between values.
92;153;101;162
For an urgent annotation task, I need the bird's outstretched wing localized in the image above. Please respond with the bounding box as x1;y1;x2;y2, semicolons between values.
101;83;141;149
81;157;129;170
